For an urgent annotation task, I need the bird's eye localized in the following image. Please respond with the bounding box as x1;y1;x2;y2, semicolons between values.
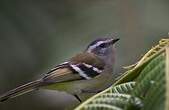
99;43;106;48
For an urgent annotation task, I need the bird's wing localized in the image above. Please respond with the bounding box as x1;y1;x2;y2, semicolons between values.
42;68;83;84
44;61;69;75
70;52;105;69
43;52;105;83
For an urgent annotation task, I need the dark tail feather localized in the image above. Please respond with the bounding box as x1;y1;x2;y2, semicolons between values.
0;80;42;102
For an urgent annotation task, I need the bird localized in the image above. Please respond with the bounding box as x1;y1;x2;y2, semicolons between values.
0;37;119;102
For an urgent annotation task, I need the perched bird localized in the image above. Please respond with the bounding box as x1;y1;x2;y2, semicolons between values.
0;37;119;102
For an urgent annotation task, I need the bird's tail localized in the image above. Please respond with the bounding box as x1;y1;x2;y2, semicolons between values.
0;79;43;102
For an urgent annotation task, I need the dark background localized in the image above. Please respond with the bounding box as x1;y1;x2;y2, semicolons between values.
0;0;169;110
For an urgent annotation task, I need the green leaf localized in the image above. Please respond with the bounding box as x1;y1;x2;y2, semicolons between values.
83;104;122;110
165;45;169;110
110;82;136;94
142;73;165;110
133;53;165;97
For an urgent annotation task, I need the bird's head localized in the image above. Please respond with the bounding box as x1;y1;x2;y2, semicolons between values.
86;37;119;71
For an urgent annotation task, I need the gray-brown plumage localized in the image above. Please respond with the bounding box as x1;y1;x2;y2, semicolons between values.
0;37;119;102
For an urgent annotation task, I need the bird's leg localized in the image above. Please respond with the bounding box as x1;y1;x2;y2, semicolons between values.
73;94;82;102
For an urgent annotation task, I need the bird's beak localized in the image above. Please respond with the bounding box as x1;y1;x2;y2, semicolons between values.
111;38;120;44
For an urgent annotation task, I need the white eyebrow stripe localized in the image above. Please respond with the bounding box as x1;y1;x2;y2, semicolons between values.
87;41;104;52
87;39;112;52
70;64;91;79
